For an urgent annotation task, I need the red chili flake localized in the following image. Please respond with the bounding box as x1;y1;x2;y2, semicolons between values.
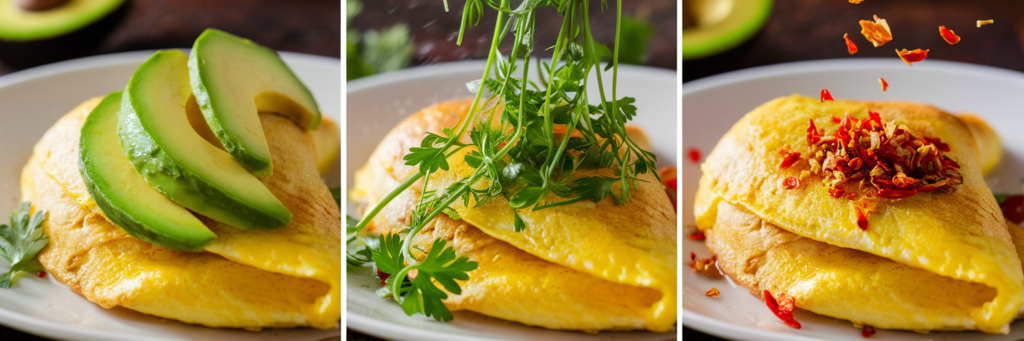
844;33;858;54
376;268;391;287
830;115;842;124
896;49;929;66
763;290;801;329
860;15;893;47
779;152;801;169
978;19;994;27
783;176;800;189
807;119;822;144
879;77;888;92
923;136;951;152
820;89;834;102
688;230;706;241
705;287;721;297
939;26;960;45
850;0;864;3
829;188;847;198
862;325;877;337
689;254;724;278
659;166;678;212
878;188;917;199
855;207;869;230
35;271;46;278
688;148;702;164
999;195;1024;224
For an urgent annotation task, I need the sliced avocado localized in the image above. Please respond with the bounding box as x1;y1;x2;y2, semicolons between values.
0;0;124;41
80;91;215;252
119;49;292;230
189;28;321;177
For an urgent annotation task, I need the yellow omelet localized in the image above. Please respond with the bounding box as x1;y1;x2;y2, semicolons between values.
22;98;341;330
694;94;1022;333
351;99;677;333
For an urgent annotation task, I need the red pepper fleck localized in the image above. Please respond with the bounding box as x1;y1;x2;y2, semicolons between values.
691;252;697;261
1000;195;1024;224
688;230;706;241
862;325;877;337
829;188;847;198
855;207;869;230
763;290;801;329
879;77;888;92
807;119;822;144
779;152;801;169
939;26;961;45
783;176;800;189
820;89;834;102
705;287;721;297
376;268;391;287
844;33;858;54
35;271;46;278
688;148;702;164
896;49;929;66
923;137;951;152
878;188;917;199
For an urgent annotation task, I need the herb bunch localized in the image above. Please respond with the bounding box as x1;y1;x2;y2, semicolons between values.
348;0;657;322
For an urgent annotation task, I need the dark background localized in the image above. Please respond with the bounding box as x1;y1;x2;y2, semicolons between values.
684;0;1020;340
0;0;338;339
349;0;676;340
0;0;340;77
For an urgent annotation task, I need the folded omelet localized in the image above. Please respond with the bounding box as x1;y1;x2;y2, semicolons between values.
351;99;677;332
22;98;341;330
695;94;1022;333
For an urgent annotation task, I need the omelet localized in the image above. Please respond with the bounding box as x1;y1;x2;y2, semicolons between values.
22;98;341;330
694;94;1022;333
351;99;677;332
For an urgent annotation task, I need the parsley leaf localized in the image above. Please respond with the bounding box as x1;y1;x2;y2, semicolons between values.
0;202;48;288
399;239;478;322
572;176;619;203
371;233;406;276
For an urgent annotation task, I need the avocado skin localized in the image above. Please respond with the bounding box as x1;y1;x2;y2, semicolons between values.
117;50;291;229
0;1;127;68
80;91;214;252
118;89;291;230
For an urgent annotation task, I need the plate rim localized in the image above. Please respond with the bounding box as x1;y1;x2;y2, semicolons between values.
345;60;678;340
682;58;1024;341
0;50;340;341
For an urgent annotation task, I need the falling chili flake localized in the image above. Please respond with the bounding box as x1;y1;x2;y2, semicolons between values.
860;15;893;47
820;88;834;102
896;49;929;66
844;33;858;54
764;290;802;329
978;19;994;27
879;77;888;92
849;0;864;3
862;325;877;337
939;26;961;45
705;287;721;297
688;148;702;164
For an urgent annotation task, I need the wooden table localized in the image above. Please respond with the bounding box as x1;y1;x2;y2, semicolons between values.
0;1;338;339
349;0;676;340
683;0;1021;339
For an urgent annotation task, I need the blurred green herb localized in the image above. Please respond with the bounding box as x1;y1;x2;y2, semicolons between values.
347;0;416;81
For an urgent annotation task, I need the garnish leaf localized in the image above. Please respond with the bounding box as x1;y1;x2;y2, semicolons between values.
371;233;406;276
399;239;478;322
572;176;619;203
0;202;48;288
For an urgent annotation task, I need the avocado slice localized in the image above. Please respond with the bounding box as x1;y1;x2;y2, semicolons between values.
119;49;292;230
0;0;124;41
189;28;321;177
80;91;215;252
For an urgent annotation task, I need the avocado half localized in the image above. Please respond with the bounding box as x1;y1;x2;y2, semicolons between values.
0;0;127;68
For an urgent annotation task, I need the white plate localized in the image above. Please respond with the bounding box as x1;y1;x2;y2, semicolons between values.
0;51;341;341
682;58;1024;340
346;61;678;341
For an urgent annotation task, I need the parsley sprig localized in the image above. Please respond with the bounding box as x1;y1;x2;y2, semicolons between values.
348;0;657;322
0;202;48;288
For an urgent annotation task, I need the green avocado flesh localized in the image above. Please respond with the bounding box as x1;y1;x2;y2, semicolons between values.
190;28;321;177
119;49;292;230
80;91;215;252
0;0;123;41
